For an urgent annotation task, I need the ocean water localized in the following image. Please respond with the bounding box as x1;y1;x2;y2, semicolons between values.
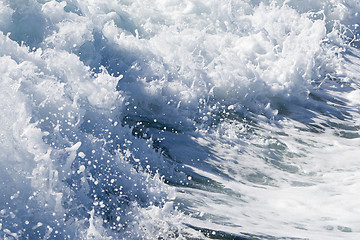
0;0;360;239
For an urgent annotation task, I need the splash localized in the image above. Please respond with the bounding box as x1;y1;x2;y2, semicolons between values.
0;0;360;239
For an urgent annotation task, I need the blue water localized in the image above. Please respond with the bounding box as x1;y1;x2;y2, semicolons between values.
1;0;360;239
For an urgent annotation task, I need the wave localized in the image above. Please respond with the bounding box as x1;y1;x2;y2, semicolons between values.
0;0;360;239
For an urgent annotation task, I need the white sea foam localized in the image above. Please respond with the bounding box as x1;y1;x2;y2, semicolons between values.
0;0;359;239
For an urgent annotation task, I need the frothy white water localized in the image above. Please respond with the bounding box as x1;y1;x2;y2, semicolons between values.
0;0;360;239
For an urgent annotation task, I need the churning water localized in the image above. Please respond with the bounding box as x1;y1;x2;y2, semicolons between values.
1;0;360;239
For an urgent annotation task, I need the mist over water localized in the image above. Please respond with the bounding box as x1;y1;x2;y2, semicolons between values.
0;0;360;239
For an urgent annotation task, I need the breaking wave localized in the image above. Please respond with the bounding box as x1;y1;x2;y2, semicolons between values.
1;0;360;239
